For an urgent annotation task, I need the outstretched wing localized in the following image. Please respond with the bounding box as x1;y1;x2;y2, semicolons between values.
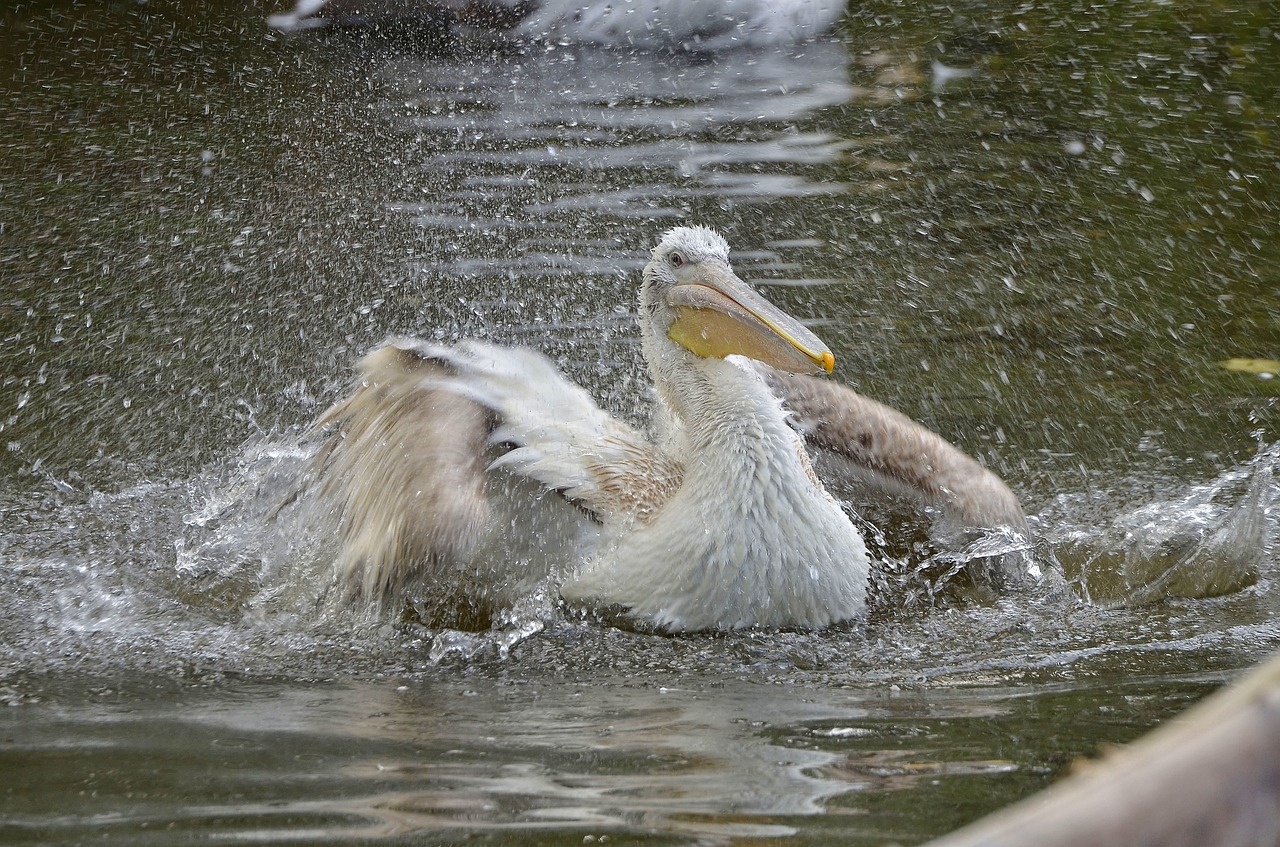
307;338;683;604
757;365;1028;532
421;339;684;523
306;342;494;603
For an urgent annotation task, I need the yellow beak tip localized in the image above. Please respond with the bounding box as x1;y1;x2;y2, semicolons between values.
821;351;835;374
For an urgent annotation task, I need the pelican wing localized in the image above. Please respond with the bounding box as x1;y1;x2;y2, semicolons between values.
307;339;683;603
307;342;493;602
756;365;1029;531
428;339;684;523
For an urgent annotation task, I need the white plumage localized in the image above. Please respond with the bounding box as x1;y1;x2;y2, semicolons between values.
307;226;1027;632
561;352;868;630
267;0;845;48
512;0;844;48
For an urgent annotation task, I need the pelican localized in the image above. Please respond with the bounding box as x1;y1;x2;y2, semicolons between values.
267;0;844;48
306;226;1027;632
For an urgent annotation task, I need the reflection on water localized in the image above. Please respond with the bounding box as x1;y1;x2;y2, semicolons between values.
0;656;1231;846
2;0;1280;844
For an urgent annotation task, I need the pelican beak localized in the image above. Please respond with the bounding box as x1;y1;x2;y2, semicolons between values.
666;262;835;375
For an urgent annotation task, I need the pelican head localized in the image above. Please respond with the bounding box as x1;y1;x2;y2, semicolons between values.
640;226;835;377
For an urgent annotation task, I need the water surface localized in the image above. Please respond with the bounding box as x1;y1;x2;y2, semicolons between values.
2;1;1279;844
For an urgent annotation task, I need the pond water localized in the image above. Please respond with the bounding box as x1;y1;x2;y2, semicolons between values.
2;1;1279;844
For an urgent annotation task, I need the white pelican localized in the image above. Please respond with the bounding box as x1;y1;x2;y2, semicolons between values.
306;226;1027;632
267;0;844;48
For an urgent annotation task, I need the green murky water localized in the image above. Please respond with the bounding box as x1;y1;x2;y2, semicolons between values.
2;1;1278;843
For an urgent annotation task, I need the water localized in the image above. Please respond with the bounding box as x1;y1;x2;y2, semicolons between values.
2;0;1280;843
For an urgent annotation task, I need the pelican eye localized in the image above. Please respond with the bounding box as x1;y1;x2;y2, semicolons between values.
669;251;684;269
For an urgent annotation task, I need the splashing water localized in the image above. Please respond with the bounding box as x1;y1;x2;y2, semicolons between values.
3;2;1279;842
155;427;1280;670
1050;440;1277;608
